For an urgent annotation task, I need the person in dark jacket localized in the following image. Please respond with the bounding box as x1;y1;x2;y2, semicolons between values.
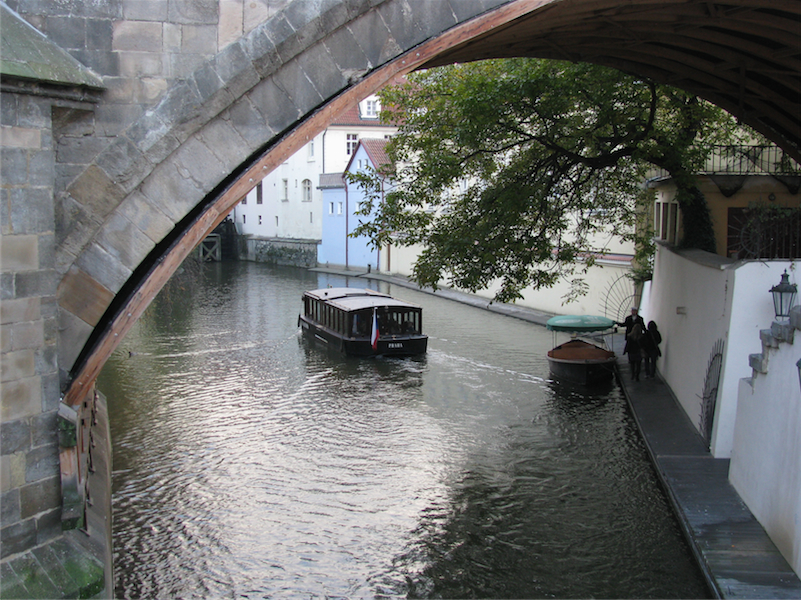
617;307;645;337
640;320;662;378
623;321;644;381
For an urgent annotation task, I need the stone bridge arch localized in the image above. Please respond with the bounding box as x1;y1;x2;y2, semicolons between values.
58;0;801;408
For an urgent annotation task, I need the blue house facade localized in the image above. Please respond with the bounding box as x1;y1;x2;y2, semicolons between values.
318;139;391;270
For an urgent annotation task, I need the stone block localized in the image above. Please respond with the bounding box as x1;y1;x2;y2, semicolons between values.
152;79;205;143
0;377;42;425
66;164;127;222
41;373;60;412
27;148;55;187
24;446;59;487
140;160;204;222
94;103;144;137
15;269;57;299
6;552;62;598
95;136;151;196
346;7;398;67
0;518;36;559
122;0;168;21
8;187;55;236
10;322;44;353
0;323;10;353
198;117;251;169
248;76;300;134
55;133;105;166
181;24;218;54
245;26;282;79
213;40;260;99
273;59;324;117
31;411;57;450
54;194;102;267
35;343;58;376
263;12;304;64
119;51;166;78
127;109;180;164
163;22;182;52
219;0;244;48
1;235;39;273
1;92;17;127
35;507;62;545
169;0;218;25
1;350;36;382
172;135;228;194
322;25;371;78
134;76;170;104
57;310;92;377
1;147;28;185
30;543;79;595
0;451;27;492
74;241;132;295
50;537;105;598
45;15;86;51
112;20;163;52
15;96;51;130
57;266;114;328
191;61;229;106
1;489;20;527
226;96;274;151
73;47;121;78
447;0;501;21
0;297;40;326
86;17;114;51
38;233;55;272
296;42;347;104
1;417;31;455
117;190;176;245
0;125;41;149
96;210;156;271
376;0;429;51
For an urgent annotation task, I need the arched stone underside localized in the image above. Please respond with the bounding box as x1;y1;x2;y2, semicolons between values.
60;0;801;406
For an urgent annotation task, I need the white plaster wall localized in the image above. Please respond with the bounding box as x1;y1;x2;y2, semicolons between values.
645;245;797;456
645;246;735;434
713;261;797;457
730;335;801;576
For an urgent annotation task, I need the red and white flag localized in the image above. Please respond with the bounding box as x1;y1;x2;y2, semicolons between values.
371;309;379;351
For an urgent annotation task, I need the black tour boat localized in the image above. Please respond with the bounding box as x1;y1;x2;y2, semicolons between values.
299;288;428;356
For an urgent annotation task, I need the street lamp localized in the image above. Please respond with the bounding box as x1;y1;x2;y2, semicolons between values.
770;270;797;322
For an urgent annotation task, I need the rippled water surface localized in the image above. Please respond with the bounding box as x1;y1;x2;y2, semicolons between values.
98;262;709;599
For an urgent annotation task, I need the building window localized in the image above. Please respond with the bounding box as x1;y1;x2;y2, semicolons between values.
282;178;289;201
347;133;358;155
310;212;313;223
256;182;263;204
241;195;247;205
242;214;246;224
308;139;315;160
329;202;334;214
275;216;279;226
337;202;343;215
302;179;312;202
364;98;379;117
654;199;681;245
258;215;262;225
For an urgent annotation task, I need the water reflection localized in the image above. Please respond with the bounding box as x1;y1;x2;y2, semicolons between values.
99;262;708;599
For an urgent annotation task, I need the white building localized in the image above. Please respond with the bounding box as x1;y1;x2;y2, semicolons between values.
230;94;396;250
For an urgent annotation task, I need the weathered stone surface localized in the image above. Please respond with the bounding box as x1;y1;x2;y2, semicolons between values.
1;235;39;272
218;0;244;48
0;297;40;326
0;518;36;559
112;20;163;52
169;0;218;25
74;241;133;294
57;266;113;329
1;350;36;383
66;164;127;222
23;447;59;487
263;12;302;65
198;116;251;169
139;160;205;222
345;7;398;67
1;489;21;527
251;74;302;133
94;135;151;195
15;269;57;299
10;321;45;352
212;40;260;100
56;308;93;376
118;51;166;78
322;25;371;79
226;96;274;152
122;0;169;21
181;24;218;54
0;377;42;422
1;418;31;455
117;190;175;245
1;147;29;185
96;210;156;271
296;42;347;105
7;187;55;235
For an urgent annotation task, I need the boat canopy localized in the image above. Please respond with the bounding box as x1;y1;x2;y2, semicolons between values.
546;315;615;332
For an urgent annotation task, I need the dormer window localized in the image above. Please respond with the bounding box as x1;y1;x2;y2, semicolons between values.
364;98;379;118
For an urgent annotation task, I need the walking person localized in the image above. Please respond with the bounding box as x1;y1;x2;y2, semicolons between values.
640;320;662;378
617;307;645;337
624;321;644;381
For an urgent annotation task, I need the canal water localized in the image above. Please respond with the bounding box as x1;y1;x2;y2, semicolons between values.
98;261;709;599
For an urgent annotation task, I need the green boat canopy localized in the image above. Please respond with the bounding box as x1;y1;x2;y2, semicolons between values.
546;315;616;332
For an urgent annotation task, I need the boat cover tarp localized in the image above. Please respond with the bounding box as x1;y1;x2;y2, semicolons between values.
546;315;615;332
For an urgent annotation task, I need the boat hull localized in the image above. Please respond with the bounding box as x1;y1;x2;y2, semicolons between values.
300;316;428;356
547;339;616;385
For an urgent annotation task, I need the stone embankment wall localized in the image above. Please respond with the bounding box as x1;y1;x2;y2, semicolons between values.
239;236;318;268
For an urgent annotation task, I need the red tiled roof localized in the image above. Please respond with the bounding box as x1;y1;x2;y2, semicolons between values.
359;138;391;170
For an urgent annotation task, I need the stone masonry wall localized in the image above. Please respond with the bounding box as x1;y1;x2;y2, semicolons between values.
0;91;62;559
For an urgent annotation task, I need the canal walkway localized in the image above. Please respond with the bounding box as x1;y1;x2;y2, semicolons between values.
312;267;801;599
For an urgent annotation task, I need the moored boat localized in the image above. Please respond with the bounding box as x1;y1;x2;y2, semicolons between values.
299;287;428;356
546;315;616;385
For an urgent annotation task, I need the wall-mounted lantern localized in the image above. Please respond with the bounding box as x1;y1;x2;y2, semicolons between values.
770;270;797;321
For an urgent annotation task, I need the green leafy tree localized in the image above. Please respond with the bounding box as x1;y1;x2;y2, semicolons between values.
351;59;747;303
